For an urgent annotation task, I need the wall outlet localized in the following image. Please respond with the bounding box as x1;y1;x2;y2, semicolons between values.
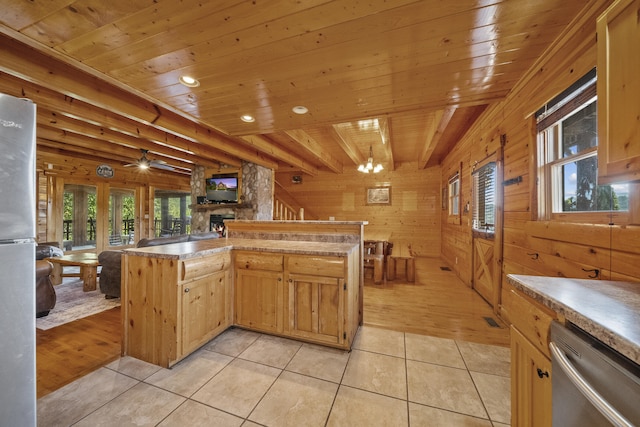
329;216;335;221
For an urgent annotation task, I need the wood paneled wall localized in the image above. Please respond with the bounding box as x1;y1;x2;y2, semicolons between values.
276;162;442;257
439;0;640;318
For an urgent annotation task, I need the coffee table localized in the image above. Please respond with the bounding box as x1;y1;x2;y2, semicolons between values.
47;253;100;292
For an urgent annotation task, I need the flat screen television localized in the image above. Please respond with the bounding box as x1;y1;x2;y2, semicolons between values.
205;173;238;203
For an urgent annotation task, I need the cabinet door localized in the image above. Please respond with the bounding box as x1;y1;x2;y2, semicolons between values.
181;270;230;356
597;0;640;183
511;326;552;427
181;276;212;356
235;269;284;333
288;273;344;345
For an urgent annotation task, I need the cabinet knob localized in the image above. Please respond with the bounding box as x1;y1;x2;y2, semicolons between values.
184;287;190;293
537;368;549;379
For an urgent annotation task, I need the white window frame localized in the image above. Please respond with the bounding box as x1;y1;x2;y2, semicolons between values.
536;74;632;224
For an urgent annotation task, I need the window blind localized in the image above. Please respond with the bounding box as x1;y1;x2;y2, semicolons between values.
472;162;496;232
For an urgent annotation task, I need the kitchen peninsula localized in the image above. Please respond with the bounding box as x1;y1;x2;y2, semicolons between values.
122;221;364;368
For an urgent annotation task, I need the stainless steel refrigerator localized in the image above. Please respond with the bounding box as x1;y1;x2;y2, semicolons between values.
0;93;37;426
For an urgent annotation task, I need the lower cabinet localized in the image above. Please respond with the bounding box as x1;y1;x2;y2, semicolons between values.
506;288;555;427
233;251;358;349
288;273;344;346
511;326;552;427
181;269;231;356
234;251;285;333
235;268;284;333
123;251;231;368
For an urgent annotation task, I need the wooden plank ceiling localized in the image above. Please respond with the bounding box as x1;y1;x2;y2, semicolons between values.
0;0;587;176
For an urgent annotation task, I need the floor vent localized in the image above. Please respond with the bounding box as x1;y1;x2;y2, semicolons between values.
440;266;451;271
483;317;500;328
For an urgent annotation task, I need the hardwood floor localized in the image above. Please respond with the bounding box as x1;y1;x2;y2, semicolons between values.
36;307;121;398
364;257;510;347
36;256;509;398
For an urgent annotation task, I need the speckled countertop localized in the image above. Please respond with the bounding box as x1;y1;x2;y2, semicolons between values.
123;238;358;259
507;274;640;365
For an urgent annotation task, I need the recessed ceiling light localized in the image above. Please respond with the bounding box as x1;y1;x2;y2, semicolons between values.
292;105;308;115
240;114;255;123
179;75;200;87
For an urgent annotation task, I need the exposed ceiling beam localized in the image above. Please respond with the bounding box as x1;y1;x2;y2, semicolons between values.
330;124;366;166
419;108;455;169
0;34;275;168
0;72;244;168
36;108;218;169
378;117;394;172
36;126;193;172
239;134;319;176
282;130;343;174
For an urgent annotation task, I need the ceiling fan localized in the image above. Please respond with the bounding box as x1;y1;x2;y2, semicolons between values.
124;149;175;171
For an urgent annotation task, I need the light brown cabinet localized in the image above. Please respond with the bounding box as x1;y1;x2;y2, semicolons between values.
234;251;358;349
505;289;555;427
510;327;552;427
597;0;640;183
287;255;347;346
234;251;285;333
181;269;231;356
123;251;232;368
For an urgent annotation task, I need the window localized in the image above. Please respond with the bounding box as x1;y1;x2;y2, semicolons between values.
536;69;629;221
448;173;460;215
472;162;496;234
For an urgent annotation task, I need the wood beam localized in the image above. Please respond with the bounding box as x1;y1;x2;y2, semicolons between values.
36;126;191;173
330;124;366;166
282;129;343;174
36;108;219;169
0;71;245;168
419;108;454;169
240;134;319;176
378;117;394;172
0;34;276;168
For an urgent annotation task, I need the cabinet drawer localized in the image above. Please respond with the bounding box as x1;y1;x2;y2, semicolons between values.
287;255;344;277
505;289;556;358
181;252;230;282
235;251;283;272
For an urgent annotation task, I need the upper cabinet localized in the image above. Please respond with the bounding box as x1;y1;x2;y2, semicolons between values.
597;0;640;183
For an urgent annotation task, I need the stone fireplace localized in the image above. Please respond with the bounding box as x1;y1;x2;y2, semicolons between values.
189;161;274;233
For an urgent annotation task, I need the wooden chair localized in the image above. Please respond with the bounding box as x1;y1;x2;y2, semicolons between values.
363;240;385;284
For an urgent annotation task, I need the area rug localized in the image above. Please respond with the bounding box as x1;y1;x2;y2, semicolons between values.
36;278;120;330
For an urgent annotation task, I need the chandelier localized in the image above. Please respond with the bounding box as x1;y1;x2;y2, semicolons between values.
357;146;383;173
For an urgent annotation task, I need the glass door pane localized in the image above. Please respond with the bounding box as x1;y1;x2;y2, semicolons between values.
63;184;97;250
108;187;136;246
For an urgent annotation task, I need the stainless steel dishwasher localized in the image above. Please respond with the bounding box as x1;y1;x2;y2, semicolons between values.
550;321;640;427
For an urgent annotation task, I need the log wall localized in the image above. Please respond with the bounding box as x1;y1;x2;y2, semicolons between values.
439;0;640;318
276;162;442;257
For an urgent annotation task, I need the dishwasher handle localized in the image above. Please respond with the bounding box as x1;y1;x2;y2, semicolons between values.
549;341;634;427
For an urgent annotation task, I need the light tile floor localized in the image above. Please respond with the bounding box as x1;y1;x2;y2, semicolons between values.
37;326;511;426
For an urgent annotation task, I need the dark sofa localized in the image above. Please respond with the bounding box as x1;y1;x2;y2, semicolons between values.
98;232;220;299
35;243;64;317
